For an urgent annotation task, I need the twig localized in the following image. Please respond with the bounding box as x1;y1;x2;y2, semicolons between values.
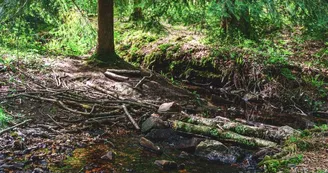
58;101;121;117
134;73;153;89
46;114;65;128
86;82;118;98
0;119;32;135
36;124;63;135
122;104;140;130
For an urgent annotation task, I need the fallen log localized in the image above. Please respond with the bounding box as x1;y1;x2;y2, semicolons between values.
186;115;230;127
106;69;151;76
104;71;129;81
171;120;277;148
185;115;298;142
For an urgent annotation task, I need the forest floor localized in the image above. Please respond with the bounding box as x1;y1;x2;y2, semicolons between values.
0;23;328;172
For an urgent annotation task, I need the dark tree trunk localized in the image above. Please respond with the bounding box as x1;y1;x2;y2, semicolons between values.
131;0;143;21
96;0;115;61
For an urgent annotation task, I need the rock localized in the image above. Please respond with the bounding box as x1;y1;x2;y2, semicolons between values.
101;151;115;161
178;163;185;170
145;129;176;142
178;151;190;159
195;140;242;164
277;126;301;140
139;137;162;154
141;115;166;133
32;168;44;173
0;64;5;72
154;160;177;171
173;137;205;152
158;102;182;114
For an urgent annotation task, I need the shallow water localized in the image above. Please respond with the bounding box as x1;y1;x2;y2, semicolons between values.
51;133;242;173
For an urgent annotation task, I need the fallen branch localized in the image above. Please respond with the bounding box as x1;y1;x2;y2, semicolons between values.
122;104;140;130
0;119;32;135
234;118;278;129
86;82;119;98
104;71;129;81
106;69;147;76
46;114;65;128
134;73;153;89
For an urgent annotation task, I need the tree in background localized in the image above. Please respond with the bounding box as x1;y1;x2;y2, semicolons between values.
131;0;143;21
95;0;117;62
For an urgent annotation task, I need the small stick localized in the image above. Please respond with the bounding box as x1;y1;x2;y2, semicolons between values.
46;114;65;128
122;104;140;130
104;71;129;81
134;73;153;89
0;119;32;135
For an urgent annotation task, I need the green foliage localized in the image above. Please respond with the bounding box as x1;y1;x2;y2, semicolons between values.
116;0;328;41
0;0;96;55
0;107;11;129
260;155;303;173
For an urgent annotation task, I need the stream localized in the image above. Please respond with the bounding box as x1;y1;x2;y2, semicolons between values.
50;133;243;173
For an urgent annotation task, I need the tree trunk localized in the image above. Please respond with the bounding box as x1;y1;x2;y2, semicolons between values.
131;0;143;21
96;0;115;61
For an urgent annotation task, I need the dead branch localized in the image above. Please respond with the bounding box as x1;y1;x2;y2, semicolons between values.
134;73;153;89
0;119;32;135
106;69;148;76
122;104;140;130
86;81;119;98
35;124;63;135
234;118;279;129
58;101;122;117
104;71;129;81
46;114;65;128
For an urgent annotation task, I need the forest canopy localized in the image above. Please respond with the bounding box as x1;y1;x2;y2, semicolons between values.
0;0;327;56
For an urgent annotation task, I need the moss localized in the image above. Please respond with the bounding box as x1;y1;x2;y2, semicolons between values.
158;43;174;52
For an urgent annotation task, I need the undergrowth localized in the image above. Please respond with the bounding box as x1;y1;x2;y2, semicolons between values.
259;125;328;172
0;107;11;129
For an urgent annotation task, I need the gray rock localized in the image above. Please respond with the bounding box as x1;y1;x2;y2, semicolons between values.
195;140;242;164
139;137;162;154
173;137;205;152
154;160;177;171
32;168;44;173
178;151;190;159
101;151;115;161
277;126;301;140
141;116;166;133
158;102;182;113
145;129;176;142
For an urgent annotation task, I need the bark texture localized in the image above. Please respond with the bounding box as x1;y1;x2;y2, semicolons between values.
96;0;115;61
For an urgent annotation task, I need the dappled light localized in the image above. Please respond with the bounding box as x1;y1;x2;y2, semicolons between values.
1;0;328;172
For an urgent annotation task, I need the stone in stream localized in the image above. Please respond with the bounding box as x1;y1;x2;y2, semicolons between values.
139;137;162;154
141;115;167;133
158;102;182;114
32;168;44;173
173;137;205;152
276;126;301;140
195;139;243;164
154;160;178;171
145;129;177;142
